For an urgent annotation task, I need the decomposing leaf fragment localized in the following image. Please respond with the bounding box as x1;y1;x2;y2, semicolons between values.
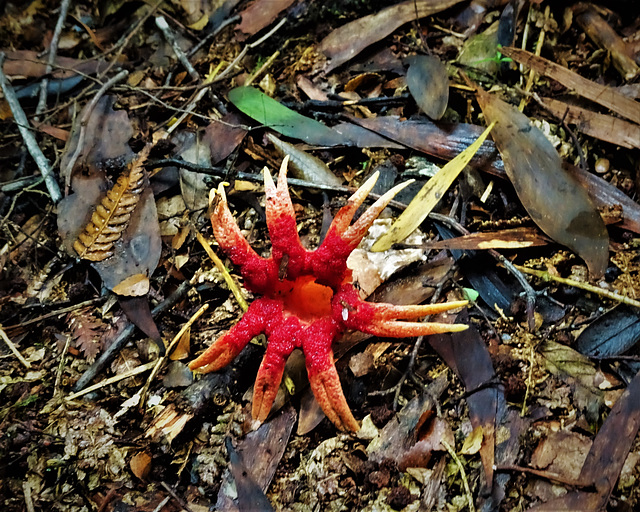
73;146;149;261
405;54;449;120
475;89;609;278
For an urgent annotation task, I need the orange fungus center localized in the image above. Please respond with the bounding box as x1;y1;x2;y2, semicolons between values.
274;275;334;322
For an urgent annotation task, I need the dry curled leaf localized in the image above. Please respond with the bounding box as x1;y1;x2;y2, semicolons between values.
67;309;106;362
73;146;150;261
475;89;609;278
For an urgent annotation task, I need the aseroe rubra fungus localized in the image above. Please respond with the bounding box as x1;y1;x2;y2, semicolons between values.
189;157;467;431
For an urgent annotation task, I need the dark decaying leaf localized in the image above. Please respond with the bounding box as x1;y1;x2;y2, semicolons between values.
527;369;640;511
318;0;465;72
576;306;640;358
73;146;149;261
60;95;135;187
216;407;296;511
203;112;248;164
228;86;345;146
172;131;211;211
118;295;163;349
236;0;294;37
476;89;609;279
430;315;498;488
2;50;107;80
93;183;161;296
435;224;517;312
332;122;404;148
351;115;504;176
367;374;448;462
405;55;449;120
224;438;275;512
427;227;549;250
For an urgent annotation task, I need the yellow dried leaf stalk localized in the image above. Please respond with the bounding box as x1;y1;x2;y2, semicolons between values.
73;146;150;261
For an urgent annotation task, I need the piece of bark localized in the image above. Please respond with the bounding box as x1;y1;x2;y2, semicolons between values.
540;96;640;149
145;371;233;443
500;46;640;125
575;7;639;81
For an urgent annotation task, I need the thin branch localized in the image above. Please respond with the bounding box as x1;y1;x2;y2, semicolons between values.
187;15;240;58
155;16;200;83
0;53;62;203
212;18;287;84
515;265;640;309
66;361;156;401
35;0;72;118
0;325;31;369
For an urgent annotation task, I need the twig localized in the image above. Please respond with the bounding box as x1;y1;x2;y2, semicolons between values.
515;265;640;308
429;213;537;330
195;230;248;311
35;0;71;118
0;53;62;203
212;17;287;84
155;16;200;83
495;464;590;489
161;482;196;512
60;69;129;188
66;361;156;401
147;158;354;194
1;176;42;193
442;440;476;512
0;325;31;369
73;279;192;391
138;303;209;409
245;48;281;86
150;496;171;512
53;331;72;396
2;297;105;330
23;481;35;512
187;15;241;57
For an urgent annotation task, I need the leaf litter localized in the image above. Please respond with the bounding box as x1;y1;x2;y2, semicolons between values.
2;1;640;511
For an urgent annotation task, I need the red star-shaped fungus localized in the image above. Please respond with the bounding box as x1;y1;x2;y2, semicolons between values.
190;157;467;431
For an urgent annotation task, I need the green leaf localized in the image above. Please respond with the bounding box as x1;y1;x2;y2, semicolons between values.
229;86;345;146
462;288;479;302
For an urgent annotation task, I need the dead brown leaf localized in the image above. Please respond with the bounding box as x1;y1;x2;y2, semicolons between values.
319;0;465;72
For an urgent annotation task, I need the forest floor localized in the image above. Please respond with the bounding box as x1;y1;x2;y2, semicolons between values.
1;1;640;511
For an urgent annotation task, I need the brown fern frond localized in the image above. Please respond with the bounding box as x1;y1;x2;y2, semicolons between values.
73;145;151;261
